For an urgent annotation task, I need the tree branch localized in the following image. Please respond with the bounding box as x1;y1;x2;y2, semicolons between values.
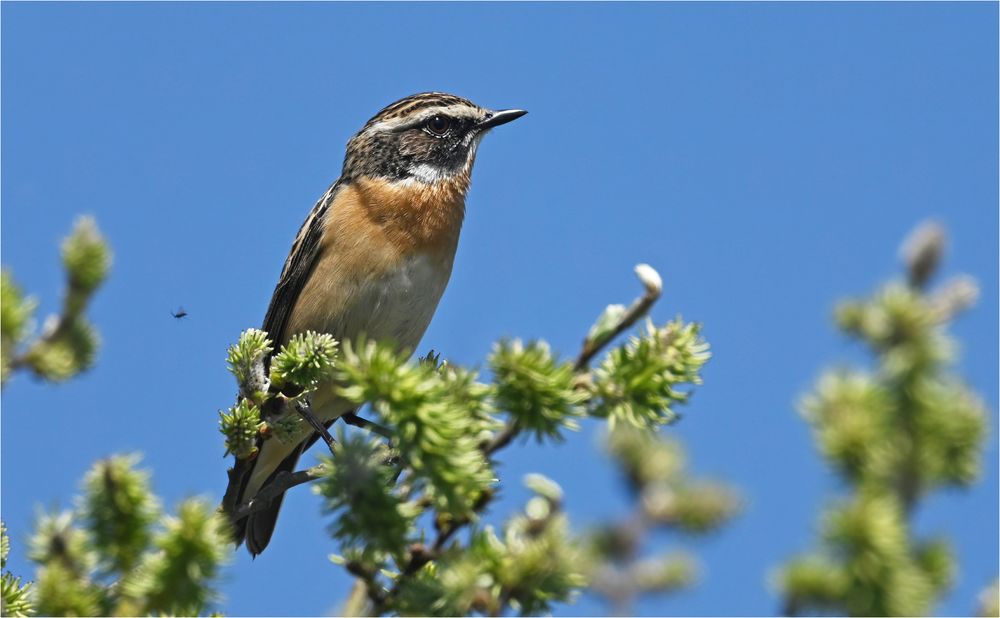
574;264;662;372
484;419;520;455
371;490;494;614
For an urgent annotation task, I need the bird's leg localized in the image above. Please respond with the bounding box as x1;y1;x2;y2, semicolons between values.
341;412;394;442
294;400;338;455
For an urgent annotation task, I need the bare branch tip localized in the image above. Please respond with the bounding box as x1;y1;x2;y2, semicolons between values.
634;264;663;298
900;221;947;288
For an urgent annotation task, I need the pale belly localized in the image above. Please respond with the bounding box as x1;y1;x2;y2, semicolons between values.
335;252;452;353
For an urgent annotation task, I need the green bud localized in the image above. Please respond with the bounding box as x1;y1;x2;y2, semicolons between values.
776;555;850;614
119;499;230;616
800;371;893;484
28;511;96;575
0;522;34;617
641;483;740;533
219;399;262;459
591;319;710;430
822;495;906;560
914;538;954;593
79;455;160;574
315;431;414;563
61;216;111;306
226;329;272;398
630;552;695;592
1;270;36;349
32;562;101;617
605;424;685;488
270;331;338;391
0;522;9;570
497;507;588;615
1;571;34;617
490;340;586;442
22;317;98;382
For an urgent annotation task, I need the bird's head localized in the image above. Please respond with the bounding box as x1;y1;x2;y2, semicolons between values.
342;92;526;185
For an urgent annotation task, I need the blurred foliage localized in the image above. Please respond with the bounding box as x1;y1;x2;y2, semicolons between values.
776;221;991;616
2;222;232;617
979;579;999;618
587;425;740;613
3;457;230;617
220;265;727;615
2;523;33;617
1;217;110;385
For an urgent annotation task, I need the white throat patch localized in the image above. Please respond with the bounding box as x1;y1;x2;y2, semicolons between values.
407;163;447;184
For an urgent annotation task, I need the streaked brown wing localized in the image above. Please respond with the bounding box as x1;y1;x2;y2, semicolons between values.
225;178;343;549
261;180;341;351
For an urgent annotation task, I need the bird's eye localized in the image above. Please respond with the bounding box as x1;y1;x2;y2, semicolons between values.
424;115;452;137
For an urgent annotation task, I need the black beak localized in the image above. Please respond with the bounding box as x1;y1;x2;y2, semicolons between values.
478;109;528;130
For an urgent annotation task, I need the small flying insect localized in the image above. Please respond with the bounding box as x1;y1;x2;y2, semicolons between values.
171;307;188;319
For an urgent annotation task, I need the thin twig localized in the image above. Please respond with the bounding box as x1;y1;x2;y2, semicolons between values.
373;491;494;614
573;264;663;372
233;464;328;520
588;504;651;615
484;419;520;455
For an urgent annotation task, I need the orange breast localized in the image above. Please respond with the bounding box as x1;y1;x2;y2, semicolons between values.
350;174;469;255
283;174;469;342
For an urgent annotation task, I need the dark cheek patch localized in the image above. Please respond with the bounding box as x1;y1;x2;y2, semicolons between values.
346;118;477;181
400;131;468;175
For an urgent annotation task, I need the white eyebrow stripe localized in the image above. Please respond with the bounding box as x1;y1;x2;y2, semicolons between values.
366;117;407;133
365;105;483;134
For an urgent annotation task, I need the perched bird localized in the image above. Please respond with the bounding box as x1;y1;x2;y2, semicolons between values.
226;92;526;556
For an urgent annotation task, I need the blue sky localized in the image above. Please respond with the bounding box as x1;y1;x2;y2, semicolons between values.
2;2;996;616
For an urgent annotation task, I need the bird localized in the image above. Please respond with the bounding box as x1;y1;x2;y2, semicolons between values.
171;307;188;319
225;92;526;556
